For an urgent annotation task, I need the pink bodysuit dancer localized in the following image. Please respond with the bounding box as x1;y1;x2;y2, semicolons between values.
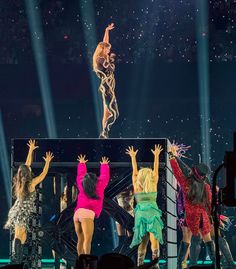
73;155;110;255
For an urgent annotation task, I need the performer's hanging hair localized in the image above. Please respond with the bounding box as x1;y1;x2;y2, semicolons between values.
13;164;33;200
186;166;210;207
82;173;99;200
4;140;53;264
168;144;215;269
126;145;164;268
93;42;111;70
93;23;119;138
73;155;110;255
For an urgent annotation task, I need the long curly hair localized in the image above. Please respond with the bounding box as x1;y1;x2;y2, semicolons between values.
92;42;111;70
186;163;211;209
136;168;156;193
13;164;33;200
82;173;99;200
186;175;210;209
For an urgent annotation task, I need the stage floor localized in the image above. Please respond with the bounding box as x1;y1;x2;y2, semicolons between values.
0;259;220;269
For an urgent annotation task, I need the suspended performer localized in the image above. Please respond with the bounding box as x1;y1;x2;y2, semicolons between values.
93;23;119;138
73;154;110;255
4;139;53;264
126;145;164;268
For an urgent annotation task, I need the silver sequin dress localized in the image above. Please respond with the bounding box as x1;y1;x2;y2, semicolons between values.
4;191;36;231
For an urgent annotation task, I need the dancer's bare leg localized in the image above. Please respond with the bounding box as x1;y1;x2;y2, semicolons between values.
74;219;84;255
81;219;94;254
15;226;27;244
137;234;149;266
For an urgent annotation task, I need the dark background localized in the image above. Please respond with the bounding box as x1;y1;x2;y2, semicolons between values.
0;0;236;259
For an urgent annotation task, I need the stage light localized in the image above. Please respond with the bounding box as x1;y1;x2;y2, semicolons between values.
25;0;57;138
195;0;211;168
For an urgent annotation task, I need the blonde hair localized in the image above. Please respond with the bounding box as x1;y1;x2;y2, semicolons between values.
136;168;156;193
92;42;111;70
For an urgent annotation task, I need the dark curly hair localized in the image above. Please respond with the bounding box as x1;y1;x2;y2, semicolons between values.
82;173;99;200
186;177;209;207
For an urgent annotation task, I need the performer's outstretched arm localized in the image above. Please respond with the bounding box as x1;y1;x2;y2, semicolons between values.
31;152;54;188
151;144;163;184
99;156;110;188
126;146;138;189
25;139;38;166
168;145;187;187
76;154;88;188
103;23;114;43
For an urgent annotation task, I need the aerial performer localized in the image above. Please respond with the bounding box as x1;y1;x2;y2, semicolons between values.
93;23;119;138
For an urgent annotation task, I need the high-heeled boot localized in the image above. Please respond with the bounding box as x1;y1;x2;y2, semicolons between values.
189;235;202;266
11;238;23;264
205;241;216;264
137;250;146;266
219;236;236;269
151;249;160;269
177;241;190;269
99;129;108;139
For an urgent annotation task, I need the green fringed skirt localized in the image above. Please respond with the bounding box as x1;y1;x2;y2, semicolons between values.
130;201;164;248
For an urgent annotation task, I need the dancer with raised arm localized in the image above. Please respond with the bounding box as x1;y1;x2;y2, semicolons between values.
74;155;110;255
168;144;215;269
4;140;54;264
172;143;192;269
126;145;164;268
93;23;119;138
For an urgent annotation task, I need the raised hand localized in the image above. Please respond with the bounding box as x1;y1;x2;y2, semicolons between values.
151;144;163;156
106;23;115;31
126;146;138;158
43;151;54;163
100;156;110;164
77;154;88;163
169;144;178;156
171;141;191;159
27;139;39;151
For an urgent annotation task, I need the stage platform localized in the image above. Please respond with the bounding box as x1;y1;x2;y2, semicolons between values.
11;138;177;269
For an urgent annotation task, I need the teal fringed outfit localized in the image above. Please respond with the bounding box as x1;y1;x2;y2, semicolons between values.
130;192;164;248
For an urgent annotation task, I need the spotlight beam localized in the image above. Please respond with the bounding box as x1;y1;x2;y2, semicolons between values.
25;0;57;138
79;0;102;135
195;0;211;167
